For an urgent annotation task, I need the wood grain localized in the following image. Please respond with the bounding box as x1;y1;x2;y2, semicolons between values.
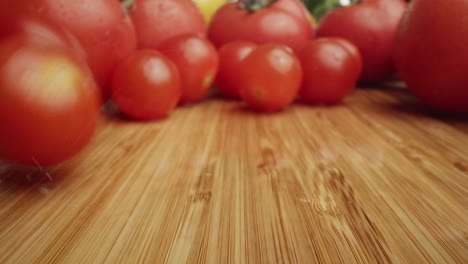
0;88;467;264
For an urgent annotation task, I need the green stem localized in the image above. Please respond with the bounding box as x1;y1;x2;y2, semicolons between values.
121;0;135;14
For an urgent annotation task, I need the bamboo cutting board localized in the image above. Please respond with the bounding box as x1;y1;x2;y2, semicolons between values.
0;87;467;264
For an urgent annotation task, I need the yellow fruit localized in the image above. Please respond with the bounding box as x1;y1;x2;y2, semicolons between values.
309;13;317;27
193;0;226;25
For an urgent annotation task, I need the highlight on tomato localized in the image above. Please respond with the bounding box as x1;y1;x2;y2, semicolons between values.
394;0;468;114
1;0;137;98
111;50;182;121
298;37;362;104
0;16;100;167
239;44;303;112
158;34;219;104
215;41;257;99
316;0;407;83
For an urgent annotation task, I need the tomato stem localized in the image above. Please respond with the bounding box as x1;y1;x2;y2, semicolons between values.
121;0;135;14
237;0;277;12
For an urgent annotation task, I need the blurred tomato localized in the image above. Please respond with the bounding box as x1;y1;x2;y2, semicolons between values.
158;34;219;104
130;0;206;50
215;41;257;99
239;44;302;112
298;38;362;104
317;0;407;83
1;0;137;98
208;0;314;54
111;50;182;120
0;14;86;60
0;17;100;166
394;0;468;114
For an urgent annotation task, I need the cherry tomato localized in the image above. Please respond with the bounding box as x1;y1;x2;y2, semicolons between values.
0;19;100;167
239;44;302;112
158;34;219;104
215;41;257;99
394;0;468;114
111;50;182;121
2;0;137;96
208;0;314;54
316;0;407;83
298;38;362;104
130;0;206;50
331;37;363;66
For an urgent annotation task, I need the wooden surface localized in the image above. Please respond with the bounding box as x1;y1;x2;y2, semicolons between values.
0;87;467;264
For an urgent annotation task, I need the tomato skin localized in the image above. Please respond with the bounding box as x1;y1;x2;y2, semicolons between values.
394;0;468;114
208;0;314;54
274;0;316;32
111;50;182;121
2;0;137;96
317;0;407;83
331;37;363;67
0;15;86;61
215;41;257;99
158;34;219;104
130;0;206;50
298;38;362;104
239;44;302;112
0;21;100;166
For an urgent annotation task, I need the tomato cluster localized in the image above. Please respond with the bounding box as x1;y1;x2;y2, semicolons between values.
214;39;362;112
0;0;465;167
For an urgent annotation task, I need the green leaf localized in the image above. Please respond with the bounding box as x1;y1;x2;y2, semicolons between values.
301;0;358;21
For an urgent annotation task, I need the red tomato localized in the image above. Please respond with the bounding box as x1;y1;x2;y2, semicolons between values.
215;41;257;99
276;0;316;27
111;50;182;120
0;15;86;60
239;44;302;112
2;0;137;96
331;38;363;66
394;0;468;114
158;34;219;104
130;0;206;50
298;38;362;104
208;0;314;54
317;0;407;83
0;19;100;166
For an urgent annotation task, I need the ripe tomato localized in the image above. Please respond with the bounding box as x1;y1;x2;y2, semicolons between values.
158;34;219;104
298;38;362;104
316;0;407;83
394;0;468;114
130;0;206;50
2;0;137;96
111;50;182;120
208;0;314;54
0;18;100;167
215;41;257;99
275;0;316;28
0;14;86;61
331;38;363;65
239;44;302;112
